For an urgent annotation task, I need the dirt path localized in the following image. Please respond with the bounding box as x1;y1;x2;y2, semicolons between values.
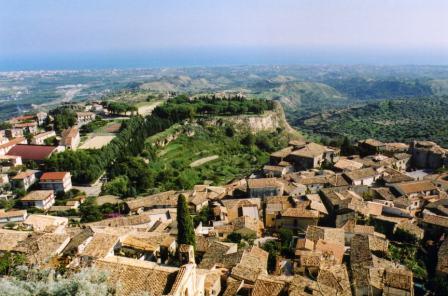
190;155;219;167
137;101;163;116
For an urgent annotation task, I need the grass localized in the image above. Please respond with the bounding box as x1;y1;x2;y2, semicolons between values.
145;124;280;190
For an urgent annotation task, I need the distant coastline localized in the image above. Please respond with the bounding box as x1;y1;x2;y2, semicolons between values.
1;47;448;71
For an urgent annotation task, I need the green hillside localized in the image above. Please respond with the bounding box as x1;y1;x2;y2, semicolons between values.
296;96;448;147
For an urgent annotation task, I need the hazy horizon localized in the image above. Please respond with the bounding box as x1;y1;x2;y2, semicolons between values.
1;0;447;70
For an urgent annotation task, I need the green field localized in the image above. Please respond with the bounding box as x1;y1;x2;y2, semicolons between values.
297;96;448;147
145;124;288;190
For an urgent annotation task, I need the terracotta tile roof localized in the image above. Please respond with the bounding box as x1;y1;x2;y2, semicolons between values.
189;191;208;206
48;205;73;212
289;274;337;295
290;142;327;158
263;165;287;172
87;212;152;228
317;264;351;296
315;239;345;264
15;232;70;266
14;122;37;128
281;207;319;218
40;172;69;181
9;115;35;123
334;158;363;171
12;170;34;180
121;235;158;252
422;213;448;228
270;146;294;158
294;175;327;186
62;227;94;256
360;139;384;147
326;174;350;187
0;229;30;251
344;167;379;181
295;238;314;252
61;127;79;146
81;233;119;258
95;256;178;296
289;140;307;147
33;131;56;139
383;268;413;291
0;137;26;149
199;241;240;269
231;246;269;283
247;178;283;189
382;170;414;184
125;191;178;211
394;180;437;195
350;234;373;265
252;275;286;296
21;190;53;201
7;144;56;161
0;209;27;219
24;214;68;232
222;279;243;296
305;225;345;245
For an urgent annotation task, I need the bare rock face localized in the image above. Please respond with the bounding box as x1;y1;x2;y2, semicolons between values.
410;141;447;169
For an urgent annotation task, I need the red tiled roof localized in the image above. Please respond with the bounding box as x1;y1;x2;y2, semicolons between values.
6;144;56;161
40;172;69;181
12;171;34;180
0;137;26;150
14;122;37;128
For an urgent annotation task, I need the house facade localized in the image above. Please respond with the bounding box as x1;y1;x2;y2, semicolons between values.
31;131;56;145
12;170;37;190
21;190;55;210
0;209;27;223
40;172;72;193
60;127;80;150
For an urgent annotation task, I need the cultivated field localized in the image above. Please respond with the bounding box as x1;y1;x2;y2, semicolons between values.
137;101;163;116
79;135;115;150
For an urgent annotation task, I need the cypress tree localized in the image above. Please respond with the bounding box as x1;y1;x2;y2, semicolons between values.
176;194;196;247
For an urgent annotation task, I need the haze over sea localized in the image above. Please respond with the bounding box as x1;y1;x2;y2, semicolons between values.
2;47;448;71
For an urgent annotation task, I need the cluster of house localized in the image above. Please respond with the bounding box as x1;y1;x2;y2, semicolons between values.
1;137;447;295
0;110;97;163
0;108;100;200
0;170;74;222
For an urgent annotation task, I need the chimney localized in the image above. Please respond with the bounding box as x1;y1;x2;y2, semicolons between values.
178;244;195;264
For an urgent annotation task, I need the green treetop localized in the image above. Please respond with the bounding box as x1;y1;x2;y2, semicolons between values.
176;194;196;248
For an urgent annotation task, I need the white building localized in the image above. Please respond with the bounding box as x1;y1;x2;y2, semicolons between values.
0;209;27;223
31;131;56;145
40;172;72;193
60;127;80;150
12;170;37;190
21;190;55;210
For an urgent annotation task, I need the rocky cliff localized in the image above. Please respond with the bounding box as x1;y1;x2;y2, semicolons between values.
410;141;447;169
203;101;302;137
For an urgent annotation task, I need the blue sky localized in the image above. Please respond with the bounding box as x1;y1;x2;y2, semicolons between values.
0;0;447;69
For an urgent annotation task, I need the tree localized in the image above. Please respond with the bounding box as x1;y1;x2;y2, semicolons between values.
278;228;293;247
79;197;103;223
0;267;115;296
193;206;212;227
176;194;196;248
102;176;129;197
241;133;255;146
261;240;280;273
0;252;26;275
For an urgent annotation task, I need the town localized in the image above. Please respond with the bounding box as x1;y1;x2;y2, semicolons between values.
0;95;447;296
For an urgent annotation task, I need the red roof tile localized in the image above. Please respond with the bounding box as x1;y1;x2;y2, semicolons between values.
6;144;57;161
40;172;69;181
